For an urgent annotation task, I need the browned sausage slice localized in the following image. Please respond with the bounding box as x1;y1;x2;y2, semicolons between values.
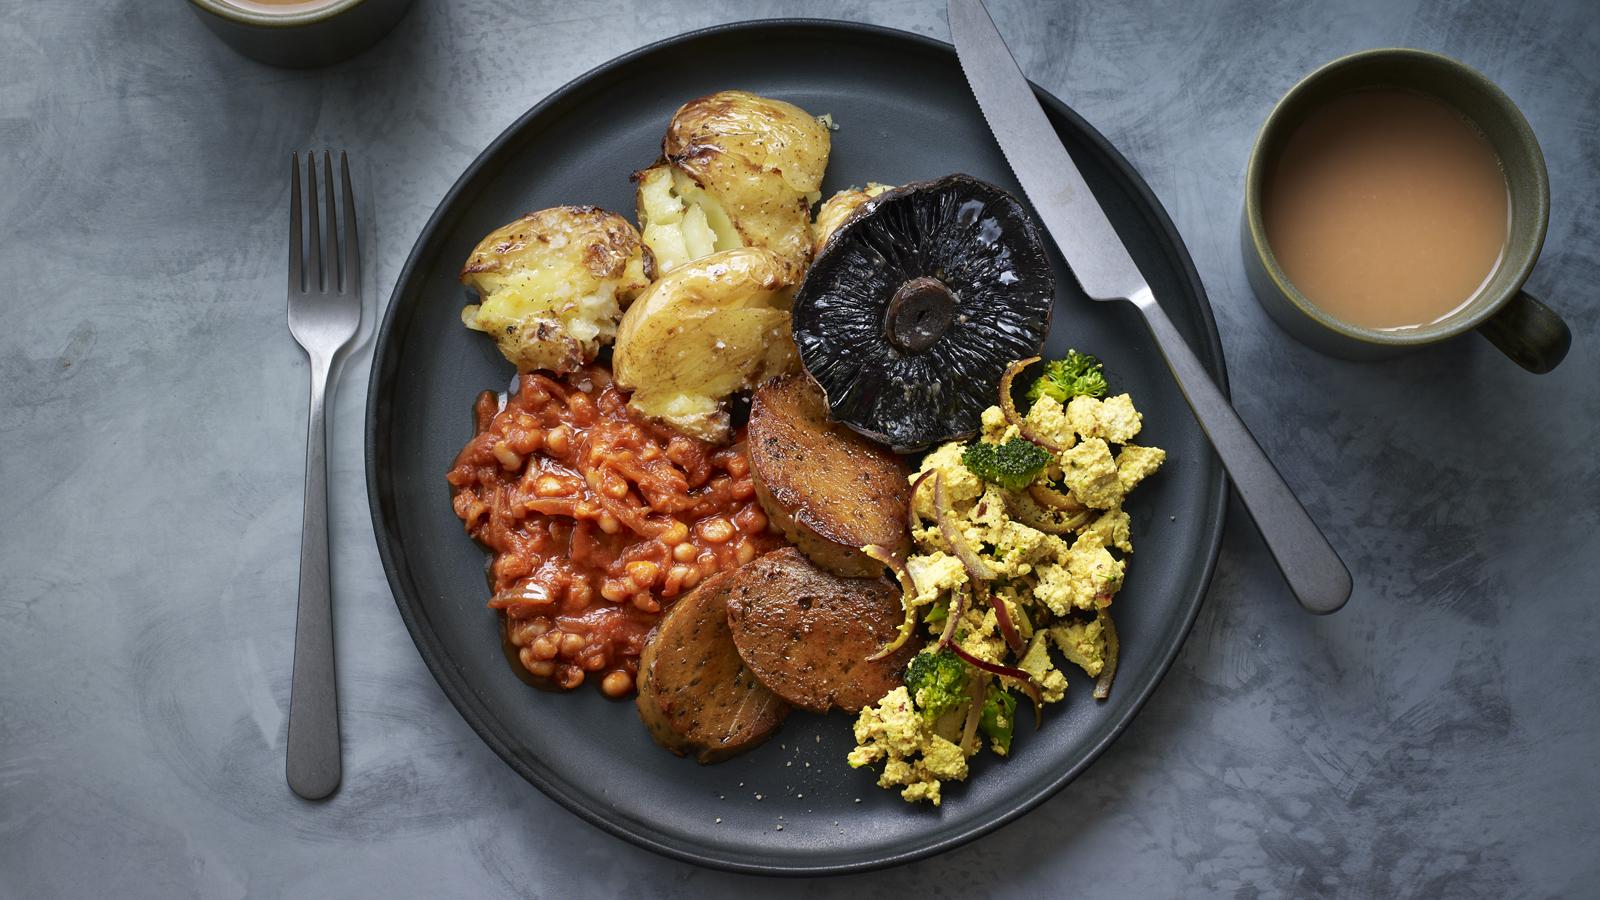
748;374;910;577
636;570;788;763
723;547;921;714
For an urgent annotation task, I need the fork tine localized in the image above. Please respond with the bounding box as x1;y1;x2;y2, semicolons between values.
339;152;359;296
322;151;339;293
289;152;302;294
306;151;322;291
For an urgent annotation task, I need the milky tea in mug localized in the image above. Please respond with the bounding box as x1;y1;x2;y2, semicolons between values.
1261;89;1510;331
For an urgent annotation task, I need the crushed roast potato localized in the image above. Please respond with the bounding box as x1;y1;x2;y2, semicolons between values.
636;90;831;276
459;206;650;374
812;182;892;256
611;247;799;443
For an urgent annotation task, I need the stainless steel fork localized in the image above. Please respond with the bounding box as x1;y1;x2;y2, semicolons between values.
285;151;360;800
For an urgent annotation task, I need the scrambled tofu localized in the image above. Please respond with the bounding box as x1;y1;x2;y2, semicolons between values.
1060;438;1123;509
1032;531;1124;615
850;384;1163;804
906;552;967;607
1065;393;1143;444
848;687;970;805
1021;395;1077;450
1084;507;1133;554
1017;633;1070;703
1116;444;1166;494
1050;612;1112;678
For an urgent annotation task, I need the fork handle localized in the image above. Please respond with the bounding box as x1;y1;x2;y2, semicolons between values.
1131;287;1352;614
287;353;342;799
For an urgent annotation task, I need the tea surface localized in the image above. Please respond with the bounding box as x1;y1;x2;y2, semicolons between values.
1264;89;1508;330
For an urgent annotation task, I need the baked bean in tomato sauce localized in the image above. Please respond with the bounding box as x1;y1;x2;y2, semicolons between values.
447;366;782;697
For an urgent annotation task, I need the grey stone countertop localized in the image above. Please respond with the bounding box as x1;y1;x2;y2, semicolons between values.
2;1;1597;897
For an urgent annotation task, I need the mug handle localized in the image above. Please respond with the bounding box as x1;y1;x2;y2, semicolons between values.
1477;290;1571;374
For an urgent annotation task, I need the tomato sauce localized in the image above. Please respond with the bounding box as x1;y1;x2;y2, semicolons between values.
447;366;781;697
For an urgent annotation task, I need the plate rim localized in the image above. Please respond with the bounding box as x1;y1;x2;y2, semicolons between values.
365;17;1229;876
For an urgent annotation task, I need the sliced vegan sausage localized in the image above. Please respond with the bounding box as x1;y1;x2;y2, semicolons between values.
635;570;788;763
723;547;922;714
748;374;911;577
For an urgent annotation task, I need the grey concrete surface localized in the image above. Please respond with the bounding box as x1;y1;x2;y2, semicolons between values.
2;0;1597;897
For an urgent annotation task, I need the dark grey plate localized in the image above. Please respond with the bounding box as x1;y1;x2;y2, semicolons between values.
366;19;1227;876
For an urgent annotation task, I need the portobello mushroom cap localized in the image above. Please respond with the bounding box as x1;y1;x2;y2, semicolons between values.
791;174;1055;451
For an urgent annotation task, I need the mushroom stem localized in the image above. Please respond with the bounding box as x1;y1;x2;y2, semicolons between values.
884;276;957;353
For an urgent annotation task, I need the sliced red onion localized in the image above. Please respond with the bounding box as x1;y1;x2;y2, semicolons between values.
1000;491;1077;536
1028;481;1084;514
961;671;988;755
934;472;997;582
863;544;918;662
985;587;1025;657
949;642;1044;728
1093;612;1120;701
998;356;1064;452
907;469;934;533
933;583;968;652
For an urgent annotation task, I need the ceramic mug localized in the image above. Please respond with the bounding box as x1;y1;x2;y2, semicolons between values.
1243;48;1571;373
187;0;415;69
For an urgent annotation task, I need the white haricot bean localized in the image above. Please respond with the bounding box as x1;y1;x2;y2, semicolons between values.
600;671;633;698
492;441;523;471
545;425;570;456
626;561;660;589
660;520;689;545
530;633;559;660
737;505;768;534
699;517;734;544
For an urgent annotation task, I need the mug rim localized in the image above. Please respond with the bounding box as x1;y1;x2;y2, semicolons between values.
1243;47;1550;346
187;0;364;28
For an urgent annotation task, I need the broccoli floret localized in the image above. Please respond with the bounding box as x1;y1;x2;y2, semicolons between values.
1026;350;1108;405
962;438;1051;492
980;687;1017;754
904;649;968;723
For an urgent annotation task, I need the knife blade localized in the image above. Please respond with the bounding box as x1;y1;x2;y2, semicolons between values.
949;0;1352;614
947;0;1148;303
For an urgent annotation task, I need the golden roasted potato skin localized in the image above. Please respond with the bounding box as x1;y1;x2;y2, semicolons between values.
637;91;831;276
459;206;650;374
812;183;892;257
612;247;800;443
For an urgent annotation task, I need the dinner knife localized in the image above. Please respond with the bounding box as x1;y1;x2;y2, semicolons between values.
949;0;1351;614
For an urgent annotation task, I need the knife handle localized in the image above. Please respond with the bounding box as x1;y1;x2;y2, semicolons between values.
1130;287;1352;614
